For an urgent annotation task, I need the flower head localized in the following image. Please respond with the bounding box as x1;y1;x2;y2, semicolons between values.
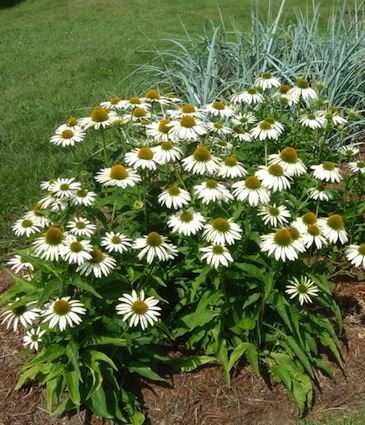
76;248;116;278
42;297;86;331
158;185;191;209
182;146;220;175
134;232;178;264
255;72;280;90
269;147;306;177
23;327;46;351
116;290;161;330
1;300;40;332
203;217;242;246
200;244;233;269
311;162;342;183
346;244;365;268
95;164;141;188
101;232;133;254
285;276;319;305
232;176;271;206
167;209;205;236
258;204;291;227
194;179;233;204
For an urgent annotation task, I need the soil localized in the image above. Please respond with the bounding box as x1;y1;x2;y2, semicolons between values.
1;270;365;425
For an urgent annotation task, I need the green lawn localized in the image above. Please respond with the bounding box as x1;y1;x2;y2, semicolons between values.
0;0;360;256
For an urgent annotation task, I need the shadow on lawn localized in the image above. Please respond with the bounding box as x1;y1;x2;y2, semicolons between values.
0;0;24;9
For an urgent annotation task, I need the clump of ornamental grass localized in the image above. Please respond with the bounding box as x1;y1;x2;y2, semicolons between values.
2;75;364;422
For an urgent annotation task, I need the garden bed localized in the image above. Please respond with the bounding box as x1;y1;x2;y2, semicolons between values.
1;270;365;425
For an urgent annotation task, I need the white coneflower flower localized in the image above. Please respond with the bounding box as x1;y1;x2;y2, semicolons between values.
38;193;67;212
79;106;117;130
311;162;342;183
256;164;291;193
204;100;234;118
299;112;326;129
258;204;291;227
55;117;81;133
231;126;253;142
24;205;50;228
292;211;318;233
231;112;257;126
121;106;149;124
288;78;318;103
23;327;46;351
72;188;97;206
218;156;247;179
255;72;281;90
33;227;66;261
77;248;116;278
206;121;232;137
213;138;233;153
167;115;207;141
101;232;132;254
143;88;172;106
200;244;233;269
203;217;242;246
60;236;93;265
158;185;191;209
285;276;319;305
308;183;333;201
324;107;348;126
319;214;348;244
125;147;160;171
346;244;365;268
339;145;360;158
134;232;178;264
146;119;173;141
302;224;328;249
100;96;126;110
182;146;220;175
49;178;81;199
260;228;300;261
67;217;96;237
13;217;41;237
194;179;233;204
268;147;307;177
232;175;271;206
1;300;40;332
153;140;182;164
50;127;85;148
95;164;141;188
116;290;161;330
123;95;150;111
231;87;263;105
349;160;365;174
7;255;34;274
250;118;284;141
167;103;204;119
167;209;205;236
40;178;56;191
42;297;86;331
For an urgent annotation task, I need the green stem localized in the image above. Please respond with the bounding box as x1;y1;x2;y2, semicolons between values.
264;140;268;166
101;128;108;163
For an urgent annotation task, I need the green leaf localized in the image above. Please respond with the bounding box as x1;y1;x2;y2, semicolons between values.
286;336;314;378
130;411;145;425
242;293;261;310
246;345;260;376
227;342;254;372
72;277;103;299
272;364;292;389
190;265;211;302
20;344;65;371
90;387;113;419
83;336;127;348
65;369;81;406
51;397;75;416
168;355;214;372
89;350;117;371
128;362;165;381
66;341;80;377
38;279;61;305
46;378;58;412
313;357;334;378
16;364;50;389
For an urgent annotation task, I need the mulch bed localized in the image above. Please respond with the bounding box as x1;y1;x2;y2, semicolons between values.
1;270;365;425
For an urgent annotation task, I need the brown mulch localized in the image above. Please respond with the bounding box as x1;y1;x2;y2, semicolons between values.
1;271;365;425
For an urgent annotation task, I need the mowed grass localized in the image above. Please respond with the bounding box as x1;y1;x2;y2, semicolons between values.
0;0;359;256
